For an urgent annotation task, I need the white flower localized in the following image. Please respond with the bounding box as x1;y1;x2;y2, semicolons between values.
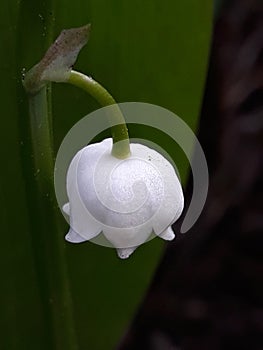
63;138;184;259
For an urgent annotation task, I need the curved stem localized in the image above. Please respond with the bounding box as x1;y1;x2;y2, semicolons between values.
67;70;130;159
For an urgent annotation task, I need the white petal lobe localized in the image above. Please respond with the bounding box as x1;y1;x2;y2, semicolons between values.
117;246;137;259
159;226;175;241
65;229;87;243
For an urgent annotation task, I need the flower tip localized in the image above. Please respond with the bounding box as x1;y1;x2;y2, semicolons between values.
117;247;137;259
65;229;87;243
159;226;175;241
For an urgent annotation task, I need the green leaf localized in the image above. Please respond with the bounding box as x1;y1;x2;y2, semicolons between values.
0;1;212;349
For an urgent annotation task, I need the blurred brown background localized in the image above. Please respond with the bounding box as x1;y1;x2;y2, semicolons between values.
119;0;263;349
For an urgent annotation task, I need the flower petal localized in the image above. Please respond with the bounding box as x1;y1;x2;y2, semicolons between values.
62;202;70;215
159;226;175;241
65;228;87;243
64;146;102;240
103;226;152;249
117;246;137;259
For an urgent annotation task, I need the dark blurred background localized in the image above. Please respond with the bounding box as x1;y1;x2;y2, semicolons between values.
119;0;263;349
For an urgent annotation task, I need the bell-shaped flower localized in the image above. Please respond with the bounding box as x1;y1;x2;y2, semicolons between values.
63;138;184;259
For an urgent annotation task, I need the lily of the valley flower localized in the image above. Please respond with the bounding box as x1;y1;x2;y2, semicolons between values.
63;138;184;259
23;25;185;260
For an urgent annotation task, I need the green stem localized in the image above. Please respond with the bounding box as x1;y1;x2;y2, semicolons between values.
28;87;78;350
67;70;130;158
29;87;54;180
